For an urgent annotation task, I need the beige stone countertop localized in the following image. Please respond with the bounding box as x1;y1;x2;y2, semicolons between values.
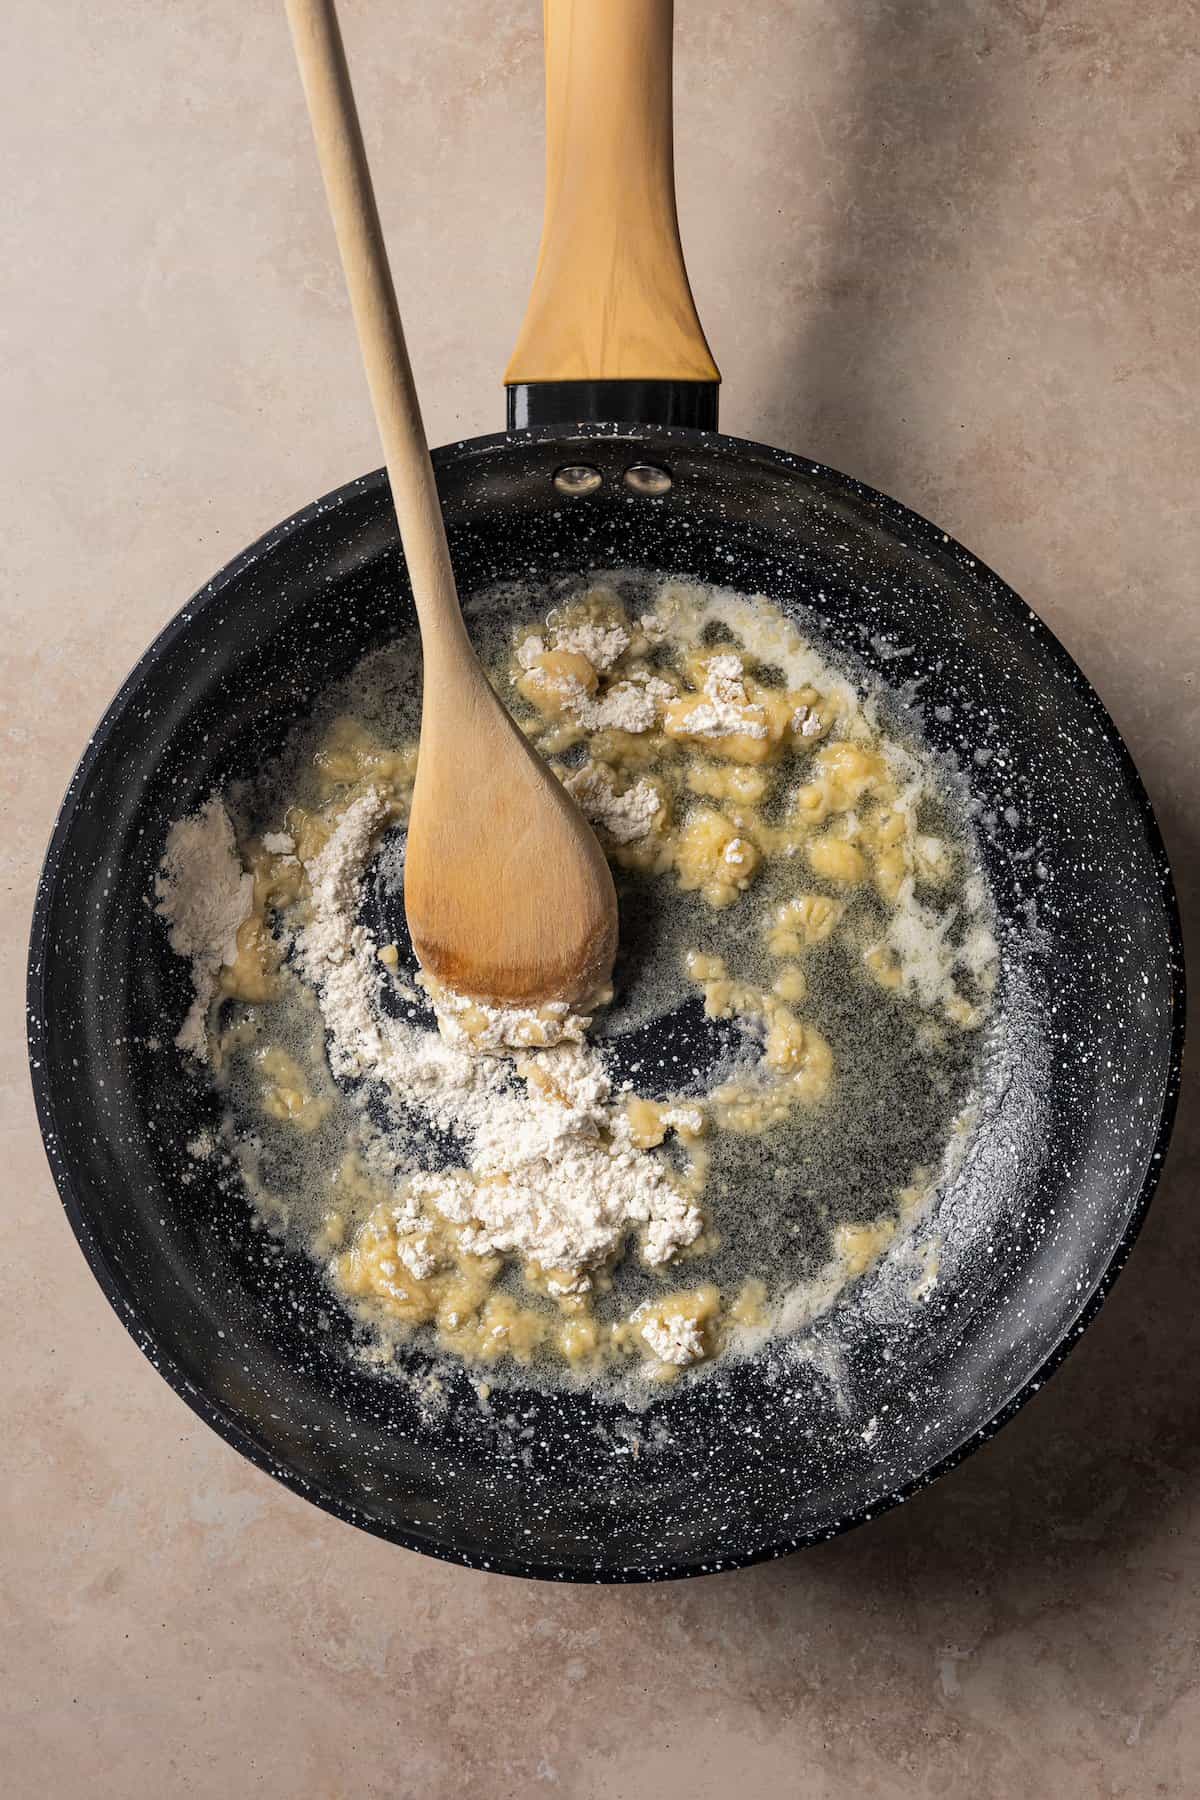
3;2;1197;1794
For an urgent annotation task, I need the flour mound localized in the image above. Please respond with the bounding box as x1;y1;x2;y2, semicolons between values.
293;789;702;1285
155;798;253;1062
565;762;660;845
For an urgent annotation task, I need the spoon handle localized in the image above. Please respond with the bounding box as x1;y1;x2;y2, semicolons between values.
506;0;718;390
284;0;466;654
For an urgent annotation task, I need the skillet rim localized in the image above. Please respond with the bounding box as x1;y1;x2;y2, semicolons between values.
26;423;1187;1581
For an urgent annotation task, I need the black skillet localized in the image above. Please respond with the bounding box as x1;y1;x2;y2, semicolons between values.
27;1;1183;1580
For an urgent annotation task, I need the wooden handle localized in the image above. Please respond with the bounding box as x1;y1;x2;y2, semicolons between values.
284;0;467;655
505;0;719;387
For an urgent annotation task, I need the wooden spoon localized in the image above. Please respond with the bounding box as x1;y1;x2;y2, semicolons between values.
285;0;617;1008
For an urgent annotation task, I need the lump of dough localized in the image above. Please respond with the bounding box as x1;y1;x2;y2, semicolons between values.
766;893;844;957
806;834;868;886
673;807;762;908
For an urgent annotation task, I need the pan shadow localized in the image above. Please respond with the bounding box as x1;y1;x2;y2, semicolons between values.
746;1;1009;507
708;0;1198;1637
697;761;1198;1749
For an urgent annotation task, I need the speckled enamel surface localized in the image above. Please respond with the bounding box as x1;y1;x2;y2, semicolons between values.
5;0;1198;1792
25;425;1184;1580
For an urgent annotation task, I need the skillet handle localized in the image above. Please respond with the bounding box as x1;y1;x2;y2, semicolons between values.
504;0;720;431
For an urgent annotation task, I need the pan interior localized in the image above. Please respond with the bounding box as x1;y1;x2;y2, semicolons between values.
30;431;1181;1578
197;565;1005;1404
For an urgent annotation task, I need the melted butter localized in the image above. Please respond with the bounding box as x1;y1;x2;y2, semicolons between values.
256;1046;331;1135
193;574;999;1391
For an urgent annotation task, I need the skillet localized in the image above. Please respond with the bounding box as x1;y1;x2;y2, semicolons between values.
27;0;1183;1580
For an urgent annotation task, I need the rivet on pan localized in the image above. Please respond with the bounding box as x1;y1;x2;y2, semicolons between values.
553;464;603;497
624;463;673;497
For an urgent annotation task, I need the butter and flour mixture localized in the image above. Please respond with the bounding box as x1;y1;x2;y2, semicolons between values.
156;574;999;1391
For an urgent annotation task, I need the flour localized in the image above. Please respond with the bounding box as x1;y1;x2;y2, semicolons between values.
409;1059;701;1283
705;653;748;692
538;669;674;734
676;697;767;738
517;633;671;733
523;609;631;674
883;879;998;1013
581;675;674;733
637;611;669;643
659;1105;705;1136
551;620;630;671
675;653;769;740
293;788;702;1284
565;762;660;844
155;798;253;1061
638;1312;706;1366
